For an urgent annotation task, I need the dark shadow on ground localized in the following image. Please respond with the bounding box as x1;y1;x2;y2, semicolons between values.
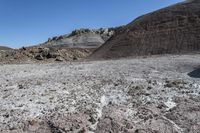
188;68;200;78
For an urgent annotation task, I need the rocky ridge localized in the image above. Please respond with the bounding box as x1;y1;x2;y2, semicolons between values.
0;28;115;64
42;28;115;48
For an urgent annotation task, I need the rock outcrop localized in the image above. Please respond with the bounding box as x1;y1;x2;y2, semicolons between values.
0;46;93;64
90;0;200;59
0;28;115;64
42;28;114;48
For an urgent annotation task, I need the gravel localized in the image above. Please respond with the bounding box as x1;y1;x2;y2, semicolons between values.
0;54;200;133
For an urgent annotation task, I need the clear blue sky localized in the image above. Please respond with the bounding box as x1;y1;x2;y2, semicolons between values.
0;0;183;48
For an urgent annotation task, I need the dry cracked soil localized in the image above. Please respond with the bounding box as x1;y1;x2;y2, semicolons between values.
0;54;200;133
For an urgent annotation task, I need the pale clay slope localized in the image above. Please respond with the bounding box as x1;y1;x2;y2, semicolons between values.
0;54;200;132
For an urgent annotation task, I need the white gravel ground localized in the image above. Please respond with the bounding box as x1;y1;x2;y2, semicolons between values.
0;54;200;133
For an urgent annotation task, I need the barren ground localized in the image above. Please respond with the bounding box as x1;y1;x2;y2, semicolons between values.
0;54;200;133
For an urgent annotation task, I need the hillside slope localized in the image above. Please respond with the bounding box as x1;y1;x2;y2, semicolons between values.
90;0;200;59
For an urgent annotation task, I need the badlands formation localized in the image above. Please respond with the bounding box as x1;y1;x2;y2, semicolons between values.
0;0;200;133
90;0;200;59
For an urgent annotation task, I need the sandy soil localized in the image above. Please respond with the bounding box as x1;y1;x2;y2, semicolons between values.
0;54;200;133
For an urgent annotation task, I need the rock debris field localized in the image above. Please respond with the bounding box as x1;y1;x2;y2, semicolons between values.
0;54;200;133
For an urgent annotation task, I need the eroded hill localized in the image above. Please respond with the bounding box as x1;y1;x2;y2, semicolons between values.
42;28;114;48
90;0;200;59
0;28;115;64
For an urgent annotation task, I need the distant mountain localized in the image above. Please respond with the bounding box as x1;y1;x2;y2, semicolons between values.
0;46;12;50
90;0;200;59
41;28;115;48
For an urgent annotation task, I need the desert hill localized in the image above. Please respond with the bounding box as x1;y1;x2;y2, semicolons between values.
42;28;114;48
0;46;12;51
90;0;200;59
0;28;115;64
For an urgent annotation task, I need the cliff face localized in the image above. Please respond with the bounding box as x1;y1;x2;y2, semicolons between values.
90;0;200;59
42;28;114;48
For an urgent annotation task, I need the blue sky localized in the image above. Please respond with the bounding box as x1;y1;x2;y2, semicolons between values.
0;0;183;48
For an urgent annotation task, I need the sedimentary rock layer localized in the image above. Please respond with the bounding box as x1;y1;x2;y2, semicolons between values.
90;0;200;59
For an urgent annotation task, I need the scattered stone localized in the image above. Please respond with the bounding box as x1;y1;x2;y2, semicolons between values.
35;54;44;60
73;56;78;61
0;46;93;64
128;85;145;96
21;47;26;51
18;84;24;89
55;57;64;62
164;80;187;88
0;54;200;133
147;86;152;90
